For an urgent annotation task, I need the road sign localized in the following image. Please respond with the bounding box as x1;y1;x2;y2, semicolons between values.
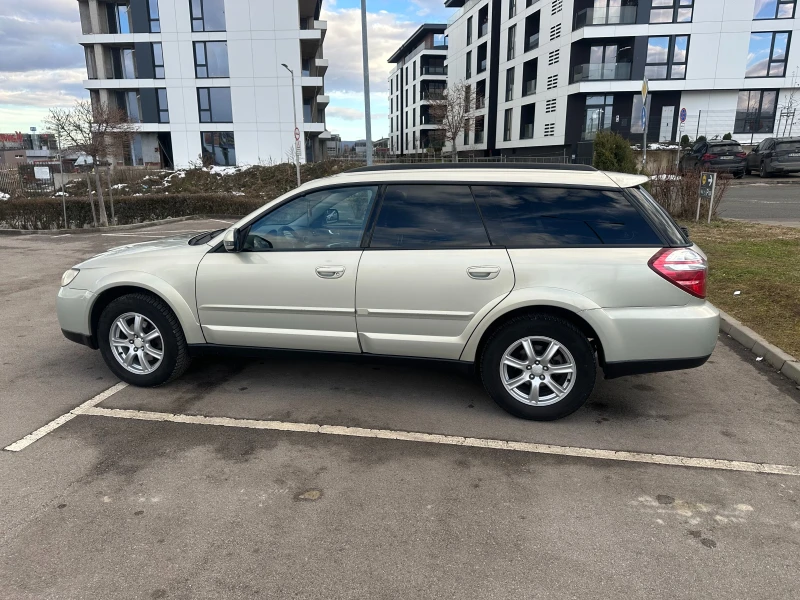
30;127;37;132
699;172;715;199
641;77;648;102
294;127;300;141
641;106;647;129
680;108;687;124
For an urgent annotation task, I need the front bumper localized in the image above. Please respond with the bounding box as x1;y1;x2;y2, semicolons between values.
57;286;95;347
61;329;98;349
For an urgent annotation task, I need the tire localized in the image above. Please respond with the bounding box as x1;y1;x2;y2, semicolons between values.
98;293;190;387
760;161;770;178
733;171;744;179
480;314;596;421
744;165;751;176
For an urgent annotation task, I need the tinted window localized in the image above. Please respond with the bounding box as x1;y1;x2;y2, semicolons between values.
776;140;800;150
369;185;490;249
246;186;378;251
472;186;662;246
710;142;743;152
628;186;687;246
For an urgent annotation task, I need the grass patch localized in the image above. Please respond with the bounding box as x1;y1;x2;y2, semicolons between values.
684;219;800;358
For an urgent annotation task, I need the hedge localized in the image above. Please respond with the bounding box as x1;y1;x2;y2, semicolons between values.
0;194;264;230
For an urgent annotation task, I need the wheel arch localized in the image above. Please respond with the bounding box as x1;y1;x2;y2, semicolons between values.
463;303;606;367
88;276;204;347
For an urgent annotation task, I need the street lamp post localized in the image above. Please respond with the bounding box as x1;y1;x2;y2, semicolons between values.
281;63;302;188
360;0;373;166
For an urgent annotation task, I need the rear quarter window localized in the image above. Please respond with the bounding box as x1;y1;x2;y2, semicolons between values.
626;186;688;247
471;185;662;246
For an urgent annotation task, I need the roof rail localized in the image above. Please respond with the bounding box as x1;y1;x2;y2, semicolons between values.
347;163;598;173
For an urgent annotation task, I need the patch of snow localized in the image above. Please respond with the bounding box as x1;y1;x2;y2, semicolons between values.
0;192;10;201
112;183;128;189
650;174;681;181
232;191;245;196
165;170;187;180
54;192;70;197
648;143;680;150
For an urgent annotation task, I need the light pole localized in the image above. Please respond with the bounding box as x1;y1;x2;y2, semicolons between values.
360;0;373;166
281;63;302;187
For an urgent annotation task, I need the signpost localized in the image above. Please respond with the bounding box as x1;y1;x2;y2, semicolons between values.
641;77;648;168
34;166;50;180
698;172;716;224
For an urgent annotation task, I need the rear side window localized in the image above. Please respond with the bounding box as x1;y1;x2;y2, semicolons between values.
369;185;490;248
471;185;662;246
627;186;688;246
776;140;800;150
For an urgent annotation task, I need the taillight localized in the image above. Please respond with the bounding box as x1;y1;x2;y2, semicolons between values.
701;153;718;161
736;152;747;158
648;248;707;299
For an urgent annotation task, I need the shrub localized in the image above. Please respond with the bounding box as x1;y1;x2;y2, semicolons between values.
697;135;707;143
592;130;638;174
646;166;730;220
680;134;691;148
0;194;263;230
723;132;733;140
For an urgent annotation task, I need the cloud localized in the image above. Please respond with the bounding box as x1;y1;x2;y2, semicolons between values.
320;7;416;96
327;106;365;121
0;69;87;108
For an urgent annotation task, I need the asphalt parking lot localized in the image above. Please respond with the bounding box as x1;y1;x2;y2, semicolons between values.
2;219;800;599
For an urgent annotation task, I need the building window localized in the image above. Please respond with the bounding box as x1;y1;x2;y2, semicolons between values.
201;132;236;166
464;120;470;145
413;108;416;127
122;48;137;79
754;0;796;19
157;89;169;123
477;43;487;74
505;67;515;102
746;32;790;77
413;84;416;103
107;3;131;34
197;87;233;122
645;36;689;80
503;108;513;141
467;16;473;45
735;90;778;133
520;103;535;139
466;50;472;79
583;95;613;140
194;42;230;78
478;5;489;38
509;0;516;18
153;43;165;79
148;0;161;32
413;62;417;80
191;0;226;32
650;0;693;24
85;47;97;79
475;115;485;143
507;25;516;61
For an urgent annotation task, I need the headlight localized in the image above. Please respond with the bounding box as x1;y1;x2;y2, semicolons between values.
60;269;80;287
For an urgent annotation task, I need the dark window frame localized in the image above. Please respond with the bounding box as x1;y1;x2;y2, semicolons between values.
197;87;233;123
649;0;694;24
466;50;472;79
503;108;513;141
157;88;169;123
735;89;779;133
190;0;226;32
200;131;236;166
505;67;515;102
507;24;516;60
753;0;796;20
149;0;161;33
745;31;791;78
193;41;230;78
152;42;165;79
467;16;473;45
644;35;689;80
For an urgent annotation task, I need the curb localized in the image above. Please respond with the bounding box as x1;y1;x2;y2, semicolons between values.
719;310;800;385
0;215;239;236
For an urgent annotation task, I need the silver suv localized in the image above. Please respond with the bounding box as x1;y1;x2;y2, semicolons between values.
57;165;719;420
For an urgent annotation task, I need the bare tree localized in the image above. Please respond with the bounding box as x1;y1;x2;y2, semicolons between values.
777;67;800;136
427;80;475;162
46;100;137;226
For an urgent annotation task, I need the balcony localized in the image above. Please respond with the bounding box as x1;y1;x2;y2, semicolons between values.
524;33;539;53
421;65;447;76
523;79;536;96
573;6;637;30
572;62;631;83
420;113;441;125
317;94;330;108
421;89;445;100
314;58;329;76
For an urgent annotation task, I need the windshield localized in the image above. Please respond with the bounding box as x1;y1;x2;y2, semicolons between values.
710;143;743;153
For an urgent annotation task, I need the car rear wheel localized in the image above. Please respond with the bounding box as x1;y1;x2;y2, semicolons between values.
480;314;596;420
98;293;190;387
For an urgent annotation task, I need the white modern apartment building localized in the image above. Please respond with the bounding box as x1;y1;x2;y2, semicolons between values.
396;0;800;159
78;0;330;168
388;24;449;155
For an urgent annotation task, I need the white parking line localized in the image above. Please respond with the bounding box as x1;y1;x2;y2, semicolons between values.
3;383;128;452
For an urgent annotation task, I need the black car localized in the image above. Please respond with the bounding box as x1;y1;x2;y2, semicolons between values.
679;139;747;178
745;137;800;177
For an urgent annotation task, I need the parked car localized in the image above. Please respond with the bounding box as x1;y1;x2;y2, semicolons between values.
745;137;800;177
57;164;719;421
679;139;747;178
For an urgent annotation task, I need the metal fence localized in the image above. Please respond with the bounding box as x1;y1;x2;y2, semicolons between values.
0;163;60;198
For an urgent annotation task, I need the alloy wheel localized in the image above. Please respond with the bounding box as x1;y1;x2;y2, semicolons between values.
109;312;164;374
499;336;577;406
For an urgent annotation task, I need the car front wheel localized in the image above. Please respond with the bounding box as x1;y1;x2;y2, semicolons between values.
760;161;770;178
98;293;191;386
480;314;596;420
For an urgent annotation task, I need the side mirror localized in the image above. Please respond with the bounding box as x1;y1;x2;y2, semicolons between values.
223;227;243;252
324;208;339;224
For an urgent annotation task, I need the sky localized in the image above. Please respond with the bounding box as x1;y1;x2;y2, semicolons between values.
0;0;453;141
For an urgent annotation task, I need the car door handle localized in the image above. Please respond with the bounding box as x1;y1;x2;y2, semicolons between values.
316;266;345;279
467;266;501;280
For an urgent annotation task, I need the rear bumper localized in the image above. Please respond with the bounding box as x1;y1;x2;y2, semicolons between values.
584;302;720;367
770;162;800;173
708;162;745;173
603;355;710;379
